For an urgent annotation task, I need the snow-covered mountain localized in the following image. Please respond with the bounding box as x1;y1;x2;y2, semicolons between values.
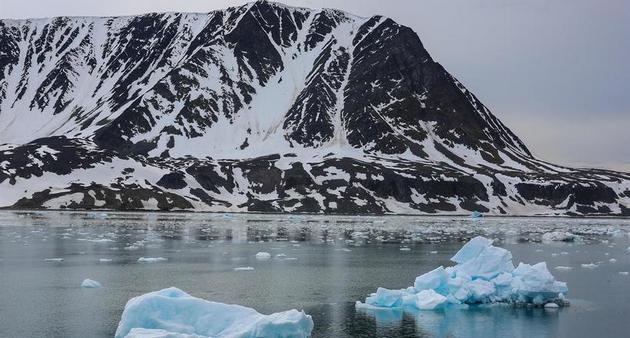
1;1;628;215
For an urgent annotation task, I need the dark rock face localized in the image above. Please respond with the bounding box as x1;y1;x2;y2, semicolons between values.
0;1;628;215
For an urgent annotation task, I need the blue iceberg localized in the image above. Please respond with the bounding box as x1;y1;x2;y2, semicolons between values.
115;288;314;338
356;236;568;311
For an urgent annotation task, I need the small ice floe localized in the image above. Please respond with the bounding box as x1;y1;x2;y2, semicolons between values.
554;266;573;271
544;302;560;309
356;236;569;311
335;248;352;252
138;257;167;263
561;252;569;255
114;287;313;338
429;251;438;254
87;238;114;243
234;267;255;271
471;211;483;219
581;263;599;269
275;253;287;258
99;258;113;263
619;272;629;276
44;258;64;262
81;279;102;288
542;231;581;243
255;252;271;260
400;247;411;251
609;258;617;263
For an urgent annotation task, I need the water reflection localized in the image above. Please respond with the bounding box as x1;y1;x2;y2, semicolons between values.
352;304;560;338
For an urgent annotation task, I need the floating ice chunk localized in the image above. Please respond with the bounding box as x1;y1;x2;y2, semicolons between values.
255;252;271;260
365;288;403;308
581;263;598;269
356;236;568;311
470;211;483;219
609;258;617;263
81;279;102;288
44;258;63;262
87;238;114;243
400;247;411;251
234;267;255;271
114;288;313;338
554;266;573;271
138;257;167;263
619;272;629;276
544;302;559;309
99;258;113;263
542;232;581;243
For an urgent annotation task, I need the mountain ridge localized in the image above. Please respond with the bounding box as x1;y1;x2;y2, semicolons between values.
0;1;628;215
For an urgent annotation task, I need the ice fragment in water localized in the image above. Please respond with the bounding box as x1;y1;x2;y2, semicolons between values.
255;252;271;260
356;236;568;310
81;279;102;288
114;288;313;338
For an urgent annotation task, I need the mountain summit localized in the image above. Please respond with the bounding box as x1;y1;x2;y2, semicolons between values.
0;1;628;215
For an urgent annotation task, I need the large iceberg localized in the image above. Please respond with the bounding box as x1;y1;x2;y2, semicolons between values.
115;288;313;338
356;236;568;311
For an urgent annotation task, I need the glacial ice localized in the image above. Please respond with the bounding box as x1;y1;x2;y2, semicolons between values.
115;287;313;338
255;252;272;260
541;231;581;243
234;266;255;271
356;236;568;311
81;279;102;288
138;257;167;263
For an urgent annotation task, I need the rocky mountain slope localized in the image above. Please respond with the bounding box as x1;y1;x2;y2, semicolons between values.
0;1;628;215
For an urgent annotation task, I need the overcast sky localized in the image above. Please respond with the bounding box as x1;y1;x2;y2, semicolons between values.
1;0;629;171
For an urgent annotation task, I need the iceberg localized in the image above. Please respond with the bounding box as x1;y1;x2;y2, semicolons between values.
115;287;313;338
356;236;568;310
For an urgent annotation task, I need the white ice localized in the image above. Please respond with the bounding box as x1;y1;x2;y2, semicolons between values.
255;252;272;260
138;257;168;263
81;279;102;288
542;231;581;243
233;267;255;271
114;287;313;338
356;236;568;310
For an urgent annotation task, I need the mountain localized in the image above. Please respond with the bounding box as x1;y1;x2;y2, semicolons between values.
0;1;628;215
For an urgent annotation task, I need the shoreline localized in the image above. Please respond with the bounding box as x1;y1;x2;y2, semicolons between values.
1;207;628;220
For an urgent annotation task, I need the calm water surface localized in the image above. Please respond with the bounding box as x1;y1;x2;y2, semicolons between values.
0;211;629;338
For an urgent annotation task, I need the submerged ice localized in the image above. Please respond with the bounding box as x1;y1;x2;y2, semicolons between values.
115;287;313;338
357;236;568;311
